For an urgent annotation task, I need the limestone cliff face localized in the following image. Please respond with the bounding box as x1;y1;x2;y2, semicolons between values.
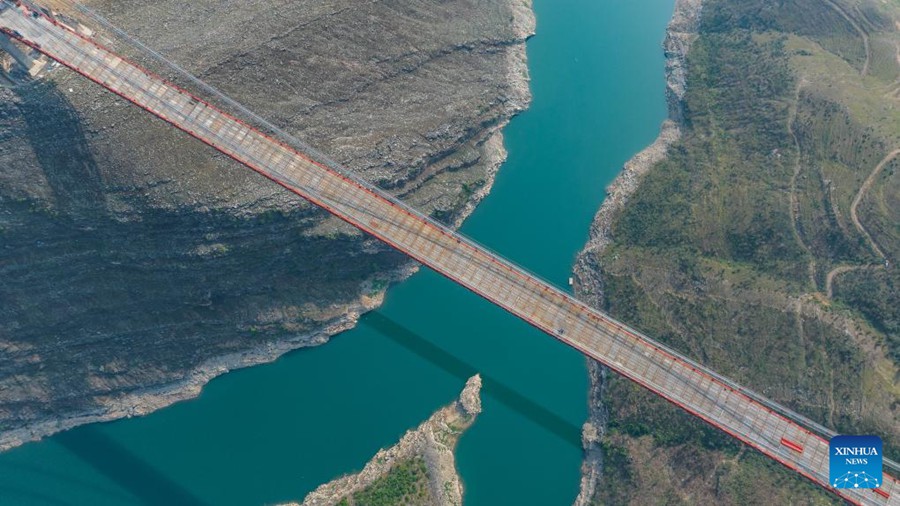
571;0;701;504
0;0;535;450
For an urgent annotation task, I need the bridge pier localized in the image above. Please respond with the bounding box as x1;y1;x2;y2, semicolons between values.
0;31;47;78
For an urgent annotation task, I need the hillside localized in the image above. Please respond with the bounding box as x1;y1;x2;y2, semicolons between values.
575;0;900;503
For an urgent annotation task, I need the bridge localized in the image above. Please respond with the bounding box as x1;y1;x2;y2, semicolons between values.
0;1;896;503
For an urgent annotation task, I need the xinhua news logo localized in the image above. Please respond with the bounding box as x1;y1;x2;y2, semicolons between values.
830;435;882;489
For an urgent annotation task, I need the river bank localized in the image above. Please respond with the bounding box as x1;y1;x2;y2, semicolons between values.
573;0;900;501
571;0;702;503
0;1;675;503
0;0;535;453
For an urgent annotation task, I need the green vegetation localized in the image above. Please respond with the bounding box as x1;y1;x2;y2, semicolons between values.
617;29;807;283
347;458;431;506
595;439;633;505
836;268;900;361
585;0;900;503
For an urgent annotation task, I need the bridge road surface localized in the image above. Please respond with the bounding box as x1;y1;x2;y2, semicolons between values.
1;2;896;503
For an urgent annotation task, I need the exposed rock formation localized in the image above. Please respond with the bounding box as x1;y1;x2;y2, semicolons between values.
291;375;483;506
0;0;534;450
571;0;701;504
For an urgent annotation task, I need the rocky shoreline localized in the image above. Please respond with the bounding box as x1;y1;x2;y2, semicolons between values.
291;375;483;506
0;126;510;454
571;0;702;503
0;294;372;452
0;0;535;452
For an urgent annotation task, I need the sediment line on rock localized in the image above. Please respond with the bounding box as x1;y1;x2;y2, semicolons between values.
570;0;702;504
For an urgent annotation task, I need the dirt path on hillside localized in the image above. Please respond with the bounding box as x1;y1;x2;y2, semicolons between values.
825;264;876;299
822;0;871;76
823;149;899;299
850;148;900;261
786;80;818;289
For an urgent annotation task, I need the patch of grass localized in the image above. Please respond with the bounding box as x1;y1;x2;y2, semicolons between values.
616;29;806;282
703;0;868;72
868;35;900;83
834;268;900;362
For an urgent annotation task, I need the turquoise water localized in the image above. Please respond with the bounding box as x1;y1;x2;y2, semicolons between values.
0;0;673;504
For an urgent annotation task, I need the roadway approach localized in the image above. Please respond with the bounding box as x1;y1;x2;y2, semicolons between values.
0;1;896;504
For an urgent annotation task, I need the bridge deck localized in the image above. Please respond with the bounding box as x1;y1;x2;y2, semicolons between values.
1;2;895;504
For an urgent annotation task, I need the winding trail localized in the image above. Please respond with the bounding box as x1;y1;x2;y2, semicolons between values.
825;264;870;299
783;43;896;304
850;148;900;261
786;79;818;289
821;149;898;299
821;0;871;76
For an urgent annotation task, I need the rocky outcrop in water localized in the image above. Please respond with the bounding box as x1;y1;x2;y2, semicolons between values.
0;0;534;450
291;375;483;506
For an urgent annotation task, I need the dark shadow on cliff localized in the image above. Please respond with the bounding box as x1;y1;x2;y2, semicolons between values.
55;426;208;506
362;311;582;448
13;81;106;220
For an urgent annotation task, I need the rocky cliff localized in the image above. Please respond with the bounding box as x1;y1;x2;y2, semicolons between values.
0;0;535;450
291;375;482;506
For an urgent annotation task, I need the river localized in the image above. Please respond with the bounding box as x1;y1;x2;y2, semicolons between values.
0;0;674;504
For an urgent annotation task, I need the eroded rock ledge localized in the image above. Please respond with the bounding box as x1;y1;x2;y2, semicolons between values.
290;375;483;506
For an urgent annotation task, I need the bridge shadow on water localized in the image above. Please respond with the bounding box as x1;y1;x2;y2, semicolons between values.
23;311;578;506
362;311;583;448
54;427;208;506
